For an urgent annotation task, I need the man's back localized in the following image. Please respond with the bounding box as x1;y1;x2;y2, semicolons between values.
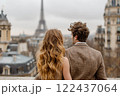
65;43;107;80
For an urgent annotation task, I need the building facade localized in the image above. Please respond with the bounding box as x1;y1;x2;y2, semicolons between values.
104;0;120;57
0;49;37;77
94;26;105;55
0;10;11;52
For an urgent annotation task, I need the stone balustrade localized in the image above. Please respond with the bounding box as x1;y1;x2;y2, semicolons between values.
0;77;120;80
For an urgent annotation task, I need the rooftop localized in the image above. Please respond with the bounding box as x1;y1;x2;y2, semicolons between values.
0;52;33;64
0;10;7;21
0;10;11;26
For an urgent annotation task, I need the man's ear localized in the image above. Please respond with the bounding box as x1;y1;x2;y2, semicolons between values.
75;35;78;40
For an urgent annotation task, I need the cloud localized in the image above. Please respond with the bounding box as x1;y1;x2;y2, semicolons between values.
0;0;108;35
45;0;107;20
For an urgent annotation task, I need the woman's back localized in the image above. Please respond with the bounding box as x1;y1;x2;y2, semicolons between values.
35;57;71;80
36;29;65;80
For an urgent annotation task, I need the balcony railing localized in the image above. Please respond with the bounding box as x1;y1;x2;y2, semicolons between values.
105;4;120;8
104;13;120;17
0;77;119;80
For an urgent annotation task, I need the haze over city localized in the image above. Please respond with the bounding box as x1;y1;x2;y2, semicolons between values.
0;0;107;36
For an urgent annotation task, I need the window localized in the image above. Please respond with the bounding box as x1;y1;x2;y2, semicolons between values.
108;35;110;40
107;35;111;42
0;30;2;41
112;0;116;6
117;0;120;6
108;9;110;15
27;63;30;70
118;8;120;13
0;30;1;37
110;0;112;6
37;40;39;43
117;52;120;57
117;26;120;33
6;31;9;40
117;35;120;40
107;43;111;48
3;65;10;75
118;44;120;47
117;26;120;31
5;69;8;75
0;48;2;53
17;67;24;74
117;18;120;24
107;18;110;24
107;27;111;33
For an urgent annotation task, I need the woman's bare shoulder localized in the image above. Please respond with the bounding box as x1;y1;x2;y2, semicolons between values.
61;57;69;62
61;57;69;67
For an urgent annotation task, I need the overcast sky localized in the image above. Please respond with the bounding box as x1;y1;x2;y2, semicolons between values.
0;0;108;36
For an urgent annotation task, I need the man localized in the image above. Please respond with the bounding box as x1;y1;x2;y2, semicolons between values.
65;22;107;80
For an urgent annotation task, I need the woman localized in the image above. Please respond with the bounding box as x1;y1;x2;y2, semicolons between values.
35;29;72;80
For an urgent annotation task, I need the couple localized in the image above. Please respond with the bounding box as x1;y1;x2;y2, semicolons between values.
35;22;107;80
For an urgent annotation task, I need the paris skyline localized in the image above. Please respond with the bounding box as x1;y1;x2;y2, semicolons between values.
0;0;107;36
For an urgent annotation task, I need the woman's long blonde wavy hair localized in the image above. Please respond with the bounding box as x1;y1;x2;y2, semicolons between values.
36;29;65;80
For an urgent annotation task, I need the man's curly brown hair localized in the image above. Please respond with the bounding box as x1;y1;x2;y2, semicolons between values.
68;22;90;42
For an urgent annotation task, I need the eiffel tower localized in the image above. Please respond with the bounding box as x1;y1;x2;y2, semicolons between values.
34;0;47;37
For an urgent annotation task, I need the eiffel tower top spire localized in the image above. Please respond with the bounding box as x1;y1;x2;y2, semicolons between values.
41;0;44;20
34;0;47;37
